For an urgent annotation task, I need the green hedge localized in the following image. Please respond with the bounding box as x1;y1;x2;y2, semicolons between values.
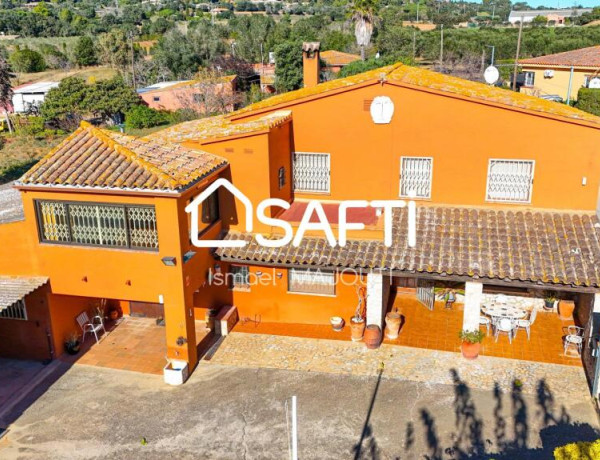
124;105;170;130
576;88;600;117
554;439;600;459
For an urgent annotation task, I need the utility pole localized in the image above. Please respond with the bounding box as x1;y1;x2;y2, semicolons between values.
439;25;444;71
491;2;496;21
412;29;417;58
129;31;136;90
486;45;495;66
416;2;419;22
512;18;523;91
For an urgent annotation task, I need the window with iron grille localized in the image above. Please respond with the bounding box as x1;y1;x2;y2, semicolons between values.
36;200;158;251
278;166;285;189
524;72;535;87
293;152;330;193
0;299;27;320
486;159;535;203
400;157;433;199
288;269;336;296
230;265;250;289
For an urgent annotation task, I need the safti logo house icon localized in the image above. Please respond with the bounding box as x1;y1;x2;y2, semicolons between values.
185;178;417;249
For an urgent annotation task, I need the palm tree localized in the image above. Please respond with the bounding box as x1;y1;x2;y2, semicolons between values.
350;0;379;61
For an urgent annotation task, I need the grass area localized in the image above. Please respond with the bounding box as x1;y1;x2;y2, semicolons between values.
1;36;79;53
12;65;119;86
0;134;66;184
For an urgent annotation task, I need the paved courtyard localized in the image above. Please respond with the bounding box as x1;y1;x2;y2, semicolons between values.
1;333;598;459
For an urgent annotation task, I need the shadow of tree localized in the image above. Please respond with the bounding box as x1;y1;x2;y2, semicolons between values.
399;369;599;460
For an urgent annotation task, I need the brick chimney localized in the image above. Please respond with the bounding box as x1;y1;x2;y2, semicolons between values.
302;42;320;88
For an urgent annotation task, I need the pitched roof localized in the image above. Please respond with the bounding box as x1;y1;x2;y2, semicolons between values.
231;62;600;126
520;46;600;68
216;205;600;288
145;110;292;144
0;276;48;310
321;50;360;67
18;123;227;192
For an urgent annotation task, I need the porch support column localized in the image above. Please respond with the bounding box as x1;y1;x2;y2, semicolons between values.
366;272;391;330
164;291;197;373
463;281;483;332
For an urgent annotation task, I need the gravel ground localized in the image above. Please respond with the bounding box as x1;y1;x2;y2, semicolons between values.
0;182;24;224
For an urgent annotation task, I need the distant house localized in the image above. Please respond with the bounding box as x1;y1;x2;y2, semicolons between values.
253;63;276;94
137;76;239;114
519;45;600;102
508;9;592;26
12;82;59;114
320;50;361;74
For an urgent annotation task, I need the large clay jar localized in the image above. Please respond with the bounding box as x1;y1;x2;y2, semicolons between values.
558;300;575;320
350;318;366;342
461;342;481;360
385;312;401;339
364;325;382;350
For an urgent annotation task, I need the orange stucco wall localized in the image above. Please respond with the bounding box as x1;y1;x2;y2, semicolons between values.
140;79;236;113
232;82;600;211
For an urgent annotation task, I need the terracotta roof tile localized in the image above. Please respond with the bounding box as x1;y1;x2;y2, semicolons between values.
520;46;600;68
216;206;600;288
18;123;227;192
145;110;292;144
321;50;361;67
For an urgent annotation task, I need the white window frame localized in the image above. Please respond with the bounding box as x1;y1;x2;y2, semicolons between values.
0;299;28;321
293;152;331;194
288;268;336;296
524;71;535;87
399;156;433;199
485;159;535;204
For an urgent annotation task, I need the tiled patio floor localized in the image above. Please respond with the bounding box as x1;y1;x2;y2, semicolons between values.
232;292;581;367
61;317;212;375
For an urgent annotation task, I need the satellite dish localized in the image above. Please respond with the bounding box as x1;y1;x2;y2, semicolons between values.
589;77;600;89
484;66;500;85
370;96;394;124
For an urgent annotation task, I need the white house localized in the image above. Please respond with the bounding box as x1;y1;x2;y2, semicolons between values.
11;82;59;114
508;8;592;25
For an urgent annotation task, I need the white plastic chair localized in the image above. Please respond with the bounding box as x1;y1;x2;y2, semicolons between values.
515;308;538;340
479;315;491;334
76;311;106;344
564;325;584;355
494;317;515;344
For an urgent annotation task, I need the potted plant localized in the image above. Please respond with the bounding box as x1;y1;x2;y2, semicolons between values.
108;308;119;321
459;329;485;360
544;293;557;310
350;286;366;341
64;333;80;355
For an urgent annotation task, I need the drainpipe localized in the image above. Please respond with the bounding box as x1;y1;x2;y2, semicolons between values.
566;65;574;105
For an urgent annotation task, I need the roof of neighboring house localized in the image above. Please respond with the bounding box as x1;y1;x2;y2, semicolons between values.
230;62;600;126
216;205;600;288
18;122;227;192
520;46;600;68
508;9;591;19
13;81;59;95
0;182;24;224
137;76;237;95
0;276;48;311
145;110;292;144
320;50;360;67
137;80;191;94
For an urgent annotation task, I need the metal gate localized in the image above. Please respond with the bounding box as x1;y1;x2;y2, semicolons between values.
417;280;435;311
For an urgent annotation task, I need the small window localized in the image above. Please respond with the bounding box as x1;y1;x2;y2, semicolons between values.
524;71;535;87
230;265;250;289
153;96;160;102
293;152;330;193
288;269;335;296
400;157;433;199
0;299;27;320
278;166;285;189
201;191;219;227
486;159;535;203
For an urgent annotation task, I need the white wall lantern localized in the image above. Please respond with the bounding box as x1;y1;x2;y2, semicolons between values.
370;96;395;124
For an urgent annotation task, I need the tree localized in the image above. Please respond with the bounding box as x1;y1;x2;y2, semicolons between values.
97;29;130;71
85;77;141;123
73;36;97;67
9;48;46;73
350;0;379;60
41;77;90;130
274;39;303;92
0;56;13;114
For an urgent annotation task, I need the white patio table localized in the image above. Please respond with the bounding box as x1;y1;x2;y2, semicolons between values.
482;304;528;320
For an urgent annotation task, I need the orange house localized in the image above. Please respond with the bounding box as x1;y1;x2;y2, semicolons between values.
3;45;600;387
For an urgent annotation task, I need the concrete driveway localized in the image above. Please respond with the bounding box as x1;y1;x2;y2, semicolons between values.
0;361;598;460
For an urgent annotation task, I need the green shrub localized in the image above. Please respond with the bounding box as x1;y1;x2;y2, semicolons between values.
576;88;600;116
458;329;485;343
554;439;600;459
17;116;45;136
125;105;170;129
9;48;46;73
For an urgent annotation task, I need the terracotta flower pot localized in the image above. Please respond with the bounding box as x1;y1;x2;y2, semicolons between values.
364;325;382;350
330;316;344;332
544;299;555;310
350;318;366;342
109;309;119;321
558;300;575;320
384;312;401;339
461;341;481;360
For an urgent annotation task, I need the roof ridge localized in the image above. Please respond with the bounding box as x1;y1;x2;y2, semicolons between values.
81;122;179;188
